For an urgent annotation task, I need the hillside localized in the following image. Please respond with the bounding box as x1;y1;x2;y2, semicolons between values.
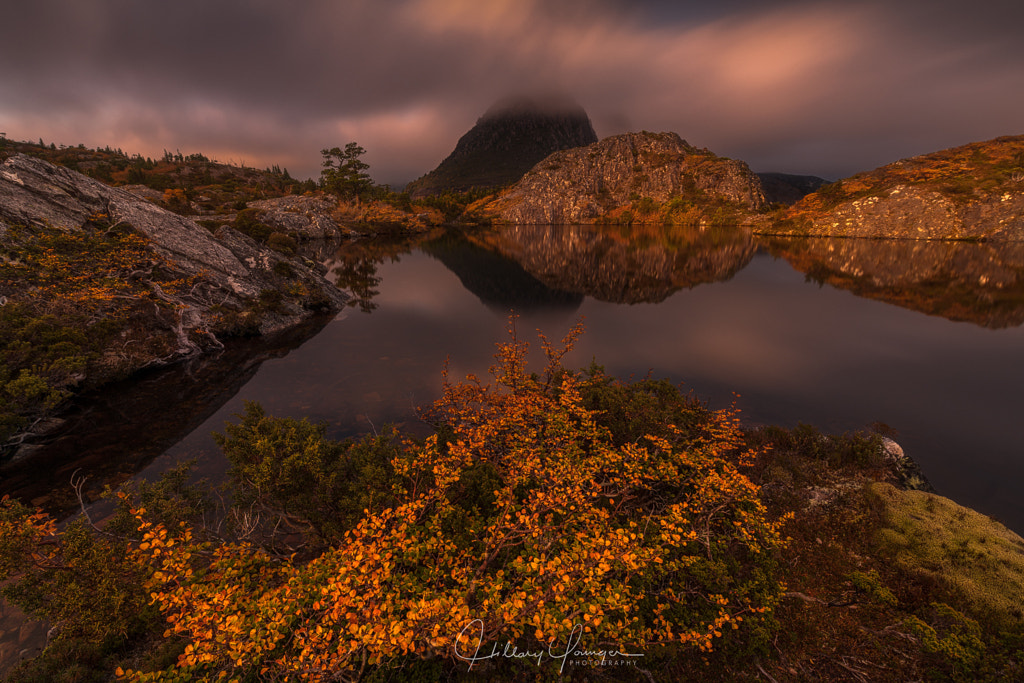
762;135;1024;239
0;137;315;214
404;96;598;198
479;131;768;225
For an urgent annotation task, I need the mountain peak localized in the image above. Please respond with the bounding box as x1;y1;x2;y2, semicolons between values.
406;96;598;198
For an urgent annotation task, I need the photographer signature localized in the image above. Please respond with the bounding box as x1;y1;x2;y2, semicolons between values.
454;618;644;673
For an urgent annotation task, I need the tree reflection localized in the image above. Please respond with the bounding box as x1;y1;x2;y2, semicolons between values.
326;239;418;313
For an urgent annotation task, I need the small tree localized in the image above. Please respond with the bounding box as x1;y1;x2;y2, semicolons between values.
320;142;373;201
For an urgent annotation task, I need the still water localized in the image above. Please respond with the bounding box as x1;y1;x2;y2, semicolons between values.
9;224;1024;532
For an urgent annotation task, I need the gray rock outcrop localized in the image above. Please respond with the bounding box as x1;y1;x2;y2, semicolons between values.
766;184;1024;240
247;195;348;240
487;132;767;224
0;154;346;352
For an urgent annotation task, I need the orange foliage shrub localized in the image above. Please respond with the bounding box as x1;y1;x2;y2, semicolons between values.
106;320;787;681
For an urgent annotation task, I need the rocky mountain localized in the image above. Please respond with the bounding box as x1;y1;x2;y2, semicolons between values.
405;96;598;198
481;131;767;225
761;135;1024;239
756;172;829;205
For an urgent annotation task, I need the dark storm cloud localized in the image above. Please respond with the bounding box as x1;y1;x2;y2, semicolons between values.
2;0;1023;184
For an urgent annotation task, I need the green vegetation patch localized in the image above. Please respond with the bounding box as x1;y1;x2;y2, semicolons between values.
0;219;200;454
869;481;1024;630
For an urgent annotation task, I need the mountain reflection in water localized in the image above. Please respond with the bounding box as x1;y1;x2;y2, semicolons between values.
467;223;756;304
4;224;1024;538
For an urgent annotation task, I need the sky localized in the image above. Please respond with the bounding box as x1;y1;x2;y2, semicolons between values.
2;0;1023;187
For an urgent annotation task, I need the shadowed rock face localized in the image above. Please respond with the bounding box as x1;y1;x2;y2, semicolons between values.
405;96;598;198
486;132;767;224
764;235;1024;328
468;223;757;304
757;173;829;205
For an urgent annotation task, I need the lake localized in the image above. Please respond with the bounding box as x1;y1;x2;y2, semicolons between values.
5;223;1024;533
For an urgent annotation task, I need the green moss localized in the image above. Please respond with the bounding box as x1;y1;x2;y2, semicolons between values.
869;482;1024;630
849;569;897;607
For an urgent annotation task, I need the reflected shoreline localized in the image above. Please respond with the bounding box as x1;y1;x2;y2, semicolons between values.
0;314;336;516
762;234;1024;328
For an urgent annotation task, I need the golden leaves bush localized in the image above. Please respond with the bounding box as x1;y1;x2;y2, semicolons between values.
110;320;786;682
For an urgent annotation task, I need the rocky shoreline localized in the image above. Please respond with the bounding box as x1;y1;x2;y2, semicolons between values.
0;155;349;460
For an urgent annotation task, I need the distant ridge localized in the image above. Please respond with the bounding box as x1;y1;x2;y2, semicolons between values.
756;172;829;205
406;96;598;198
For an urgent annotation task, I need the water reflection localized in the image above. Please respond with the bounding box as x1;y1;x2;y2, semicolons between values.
421;231;583;316
323;237;415;313
472;223;756;303
0;315;335;513
5;226;1024;538
764;236;1024;328
327;223;757;313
